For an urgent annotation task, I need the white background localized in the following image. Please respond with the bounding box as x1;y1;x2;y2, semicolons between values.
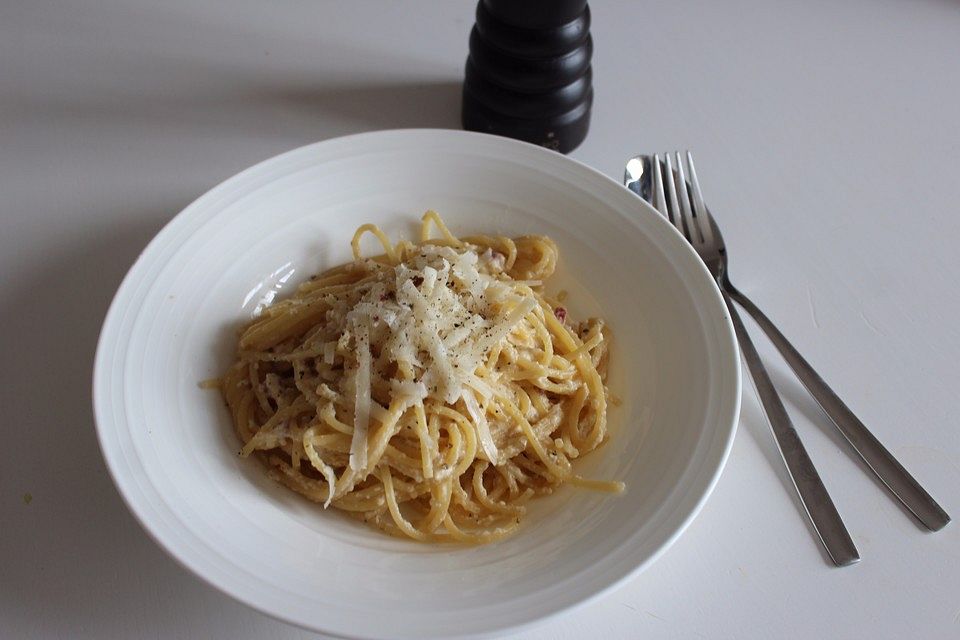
2;1;958;638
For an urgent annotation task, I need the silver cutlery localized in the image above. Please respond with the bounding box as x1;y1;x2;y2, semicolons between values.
625;152;950;564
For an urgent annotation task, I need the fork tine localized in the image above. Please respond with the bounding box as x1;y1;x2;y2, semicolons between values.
651;153;667;217
673;151;699;243
662;153;683;233
685;151;716;247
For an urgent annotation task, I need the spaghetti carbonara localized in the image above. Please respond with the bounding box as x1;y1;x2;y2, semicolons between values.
218;211;621;543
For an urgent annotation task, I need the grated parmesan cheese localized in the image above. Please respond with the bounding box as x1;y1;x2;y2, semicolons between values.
334;245;538;471
349;320;371;472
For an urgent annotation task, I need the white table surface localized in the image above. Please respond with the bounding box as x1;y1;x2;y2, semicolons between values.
3;1;959;638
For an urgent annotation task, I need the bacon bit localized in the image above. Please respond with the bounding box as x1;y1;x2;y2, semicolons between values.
554;306;567;323
480;248;506;272
412;276;424;287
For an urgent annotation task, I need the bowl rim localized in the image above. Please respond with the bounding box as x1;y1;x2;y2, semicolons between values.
92;128;741;639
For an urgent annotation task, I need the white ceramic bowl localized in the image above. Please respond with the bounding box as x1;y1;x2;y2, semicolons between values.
93;129;740;639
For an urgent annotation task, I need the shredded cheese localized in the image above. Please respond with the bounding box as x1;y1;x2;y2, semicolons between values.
348;319;371;471
333;243;543;469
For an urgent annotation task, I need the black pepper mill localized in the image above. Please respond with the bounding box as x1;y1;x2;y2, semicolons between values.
461;0;593;154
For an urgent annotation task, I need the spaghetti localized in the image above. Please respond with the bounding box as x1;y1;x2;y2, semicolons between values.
218;211;621;543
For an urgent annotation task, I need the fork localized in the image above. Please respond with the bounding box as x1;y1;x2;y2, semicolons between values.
628;152;951;565
635;152;858;565
626;152;950;531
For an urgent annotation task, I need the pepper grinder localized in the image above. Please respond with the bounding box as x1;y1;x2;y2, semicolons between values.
461;0;593;154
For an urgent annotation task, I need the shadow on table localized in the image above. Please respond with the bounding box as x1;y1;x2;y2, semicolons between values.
0;16;460;636
7;77;464;140
250;80;464;132
0;202;321;638
0;68;462;639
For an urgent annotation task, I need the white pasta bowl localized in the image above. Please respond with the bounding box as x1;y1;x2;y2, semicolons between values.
93;129;740;639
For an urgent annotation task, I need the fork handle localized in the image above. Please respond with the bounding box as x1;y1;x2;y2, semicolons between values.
724;292;860;566
725;283;951;531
